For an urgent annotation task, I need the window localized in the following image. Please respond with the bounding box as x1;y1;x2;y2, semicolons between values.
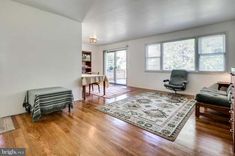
146;44;161;71
163;39;195;71
145;33;226;72
198;34;226;71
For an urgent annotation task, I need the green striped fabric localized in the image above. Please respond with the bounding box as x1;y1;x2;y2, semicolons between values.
23;87;74;121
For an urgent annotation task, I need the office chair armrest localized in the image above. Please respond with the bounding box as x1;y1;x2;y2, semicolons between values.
163;79;169;83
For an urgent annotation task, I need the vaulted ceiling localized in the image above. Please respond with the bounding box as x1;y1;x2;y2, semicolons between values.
13;0;235;45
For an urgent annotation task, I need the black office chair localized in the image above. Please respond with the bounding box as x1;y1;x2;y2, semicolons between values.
163;70;188;95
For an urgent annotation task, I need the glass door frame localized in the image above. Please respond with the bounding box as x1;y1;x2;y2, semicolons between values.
103;49;127;86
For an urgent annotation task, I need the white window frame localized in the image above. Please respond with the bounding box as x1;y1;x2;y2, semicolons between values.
198;34;226;72
145;33;227;73
145;43;161;71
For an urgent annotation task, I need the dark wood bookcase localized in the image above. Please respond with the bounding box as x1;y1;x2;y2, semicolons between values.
230;73;235;153
82;51;92;73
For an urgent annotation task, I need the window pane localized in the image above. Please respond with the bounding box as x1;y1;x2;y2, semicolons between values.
199;34;225;54
199;55;225;71
147;44;161;57
146;58;160;71
163;39;195;71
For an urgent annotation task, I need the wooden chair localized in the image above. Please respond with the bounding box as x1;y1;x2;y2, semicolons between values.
195;85;231;122
195;102;230;122
87;72;100;94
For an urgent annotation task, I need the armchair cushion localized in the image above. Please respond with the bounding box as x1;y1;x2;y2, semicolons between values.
227;84;233;95
200;87;227;96
196;87;231;107
164;83;185;90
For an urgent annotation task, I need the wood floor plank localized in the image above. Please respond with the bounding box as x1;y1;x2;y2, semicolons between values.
0;87;233;156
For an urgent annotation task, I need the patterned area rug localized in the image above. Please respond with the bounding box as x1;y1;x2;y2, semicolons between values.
0;117;15;134
97;92;196;141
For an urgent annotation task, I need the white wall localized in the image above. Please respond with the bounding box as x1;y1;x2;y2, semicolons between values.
99;21;235;95
82;43;102;73
0;0;82;117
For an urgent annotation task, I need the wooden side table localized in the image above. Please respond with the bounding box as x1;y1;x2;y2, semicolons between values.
217;81;230;90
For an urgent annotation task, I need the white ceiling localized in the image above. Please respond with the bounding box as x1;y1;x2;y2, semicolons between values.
14;0;94;21
13;0;235;45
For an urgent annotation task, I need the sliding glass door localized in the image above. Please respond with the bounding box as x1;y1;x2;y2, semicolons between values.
104;50;127;85
105;52;115;83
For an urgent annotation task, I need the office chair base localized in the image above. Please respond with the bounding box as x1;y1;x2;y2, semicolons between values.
167;92;184;103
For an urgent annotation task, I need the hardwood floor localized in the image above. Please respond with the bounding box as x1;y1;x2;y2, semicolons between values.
0;88;233;156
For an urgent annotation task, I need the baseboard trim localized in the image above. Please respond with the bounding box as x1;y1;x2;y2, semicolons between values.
127;85;195;98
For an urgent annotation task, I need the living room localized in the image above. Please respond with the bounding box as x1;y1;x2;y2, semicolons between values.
0;0;235;156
